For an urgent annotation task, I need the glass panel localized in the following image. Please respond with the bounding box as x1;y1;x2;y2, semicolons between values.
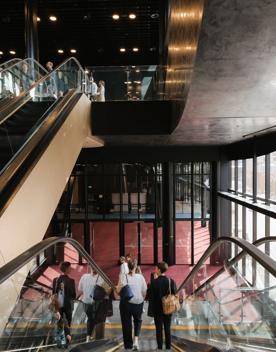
175;221;191;264
257;155;266;199
124;223;138;260
194;221;210;264
230;160;235;191
91;221;120;272
177;239;276;351
0;58;87;176
87;65;188;101
158;226;163;262
0;58;47;101
246;158;253;196
246;208;253;242
237;160;242;193
140;222;154;264
175;163;191;219
257;212;266;240
270;151;276;202
0;241;112;351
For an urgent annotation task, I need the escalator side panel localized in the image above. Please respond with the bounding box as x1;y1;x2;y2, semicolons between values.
0;94;93;267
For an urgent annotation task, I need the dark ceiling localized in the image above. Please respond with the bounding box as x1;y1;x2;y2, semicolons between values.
0;0;161;67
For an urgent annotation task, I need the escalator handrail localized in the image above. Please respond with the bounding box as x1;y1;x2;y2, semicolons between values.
0;89;77;195
0;57;48;77
177;236;276;293
0;58;22;70
0;236;114;289
0;56;87;125
190;236;276;296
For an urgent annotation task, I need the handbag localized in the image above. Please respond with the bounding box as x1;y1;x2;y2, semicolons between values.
119;275;134;302
93;275;106;301
162;278;180;315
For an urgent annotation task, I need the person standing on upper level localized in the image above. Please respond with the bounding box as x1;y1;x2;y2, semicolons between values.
96;80;105;102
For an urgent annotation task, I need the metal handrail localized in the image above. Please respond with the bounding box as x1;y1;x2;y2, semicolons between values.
188;236;276;296
177;236;276;292
0;236;114;288
0;57;48;77
0;56;87;125
0;58;22;70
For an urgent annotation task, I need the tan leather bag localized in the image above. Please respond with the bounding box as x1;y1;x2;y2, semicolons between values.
162;278;180;315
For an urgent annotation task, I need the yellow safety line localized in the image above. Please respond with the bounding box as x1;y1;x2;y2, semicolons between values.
104;342;123;352
171;342;187;352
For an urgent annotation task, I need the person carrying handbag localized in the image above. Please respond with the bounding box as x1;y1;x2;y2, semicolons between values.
78;268;105;342
117;260;147;351
149;262;177;352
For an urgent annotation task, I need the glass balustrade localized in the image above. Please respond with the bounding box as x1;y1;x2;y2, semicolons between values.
0;57;88;176
0;239;112;351
173;238;276;351
0;59;47;104
86;65;191;101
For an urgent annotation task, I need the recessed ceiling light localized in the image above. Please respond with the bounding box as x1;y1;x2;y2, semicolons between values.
49;16;57;22
129;13;136;19
70;49;77;53
0;51;3;55
120;48;126;52
37;17;41;22
58;49;64;54
150;13;159;19
9;50;16;55
133;47;139;52
112;14;120;20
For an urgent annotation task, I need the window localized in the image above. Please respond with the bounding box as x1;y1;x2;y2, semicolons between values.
257;155;265;199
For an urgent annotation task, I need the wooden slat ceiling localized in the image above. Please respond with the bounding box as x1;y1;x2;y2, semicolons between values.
0;0;161;66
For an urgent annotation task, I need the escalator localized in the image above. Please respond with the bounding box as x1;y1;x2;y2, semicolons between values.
173;237;276;351
0;236;275;351
0;57;101;267
0;58;22;71
0;57;47;108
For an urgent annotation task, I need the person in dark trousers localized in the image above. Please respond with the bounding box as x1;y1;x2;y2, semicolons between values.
118;260;147;351
149;262;177;352
52;261;76;344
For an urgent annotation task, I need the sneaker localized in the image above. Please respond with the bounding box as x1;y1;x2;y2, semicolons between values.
133;344;139;351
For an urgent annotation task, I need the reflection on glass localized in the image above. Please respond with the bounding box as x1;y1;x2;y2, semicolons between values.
237;160;242;193
0;240;113;351
257;155;265;199
270;152;276;202
87;65;188;101
176;239;276;351
246;158;253;196
175;221;192;264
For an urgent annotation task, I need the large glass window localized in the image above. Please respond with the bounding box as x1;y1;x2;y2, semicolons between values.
257;155;265;199
237;160;243;193
270;152;276;202
246;158;253;196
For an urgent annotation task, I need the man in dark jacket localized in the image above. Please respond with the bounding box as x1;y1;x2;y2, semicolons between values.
149;262;177;351
52;261;76;342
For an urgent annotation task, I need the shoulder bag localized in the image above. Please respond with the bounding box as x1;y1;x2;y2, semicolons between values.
162;278;180;315
119;274;134;302
93;275;106;301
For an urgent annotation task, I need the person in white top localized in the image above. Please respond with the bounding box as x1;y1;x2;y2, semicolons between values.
96;80;105;102
78;269;104;341
118;260;147;351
